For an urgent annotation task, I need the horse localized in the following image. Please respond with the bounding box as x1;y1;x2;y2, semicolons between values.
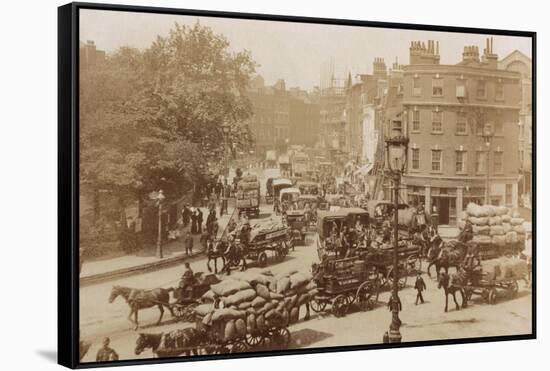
79;340;91;361
426;240;468;278
134;328;205;358
437;270;468;312
206;240;226;274
109;285;175;330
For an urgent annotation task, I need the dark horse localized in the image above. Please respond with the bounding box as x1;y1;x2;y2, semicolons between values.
426;240;468;278
437;270;468;312
109;285;175;330
134;328;205;357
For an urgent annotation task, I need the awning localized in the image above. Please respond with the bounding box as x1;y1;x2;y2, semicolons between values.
354;163;374;176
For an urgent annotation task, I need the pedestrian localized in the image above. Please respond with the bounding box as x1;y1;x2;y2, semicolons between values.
184;232;193;256
190;208;198;234
197;208;203;234
414;273;427;305
95;337;119;362
181;204;191;228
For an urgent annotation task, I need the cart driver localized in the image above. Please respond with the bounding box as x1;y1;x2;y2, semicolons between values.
179;262;195;299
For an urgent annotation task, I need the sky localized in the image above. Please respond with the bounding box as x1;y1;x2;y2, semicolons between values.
80;9;532;90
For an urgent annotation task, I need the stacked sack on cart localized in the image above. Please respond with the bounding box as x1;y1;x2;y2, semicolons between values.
236;175;260;208
194;268;317;342
480;256;528;282
458;203;527;246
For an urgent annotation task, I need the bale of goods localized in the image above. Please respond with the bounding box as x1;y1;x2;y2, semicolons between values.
246;313;256;333
481;257;528;281
238;181;260;191
491;235;506;247
513;225;526;234
255;284;271;300
489;225;505;236
276;277;291;294
211;280;251;297
289;271;312;289
511;218;525;226
289;307;299;324
488;216;502;226
511;210;521;218
223;288;257;307
211;308;246;322
501;214;511;223
195;303;215;316
502;223;512;234
505;231;518;244
469;216;489;225
466;203;485;217
472;235;492;244
473;225;490;235
495;206;509;216
458;220;466;230
251;296;266;308
224;320;237;341
202;290;216;303
235;318;247;337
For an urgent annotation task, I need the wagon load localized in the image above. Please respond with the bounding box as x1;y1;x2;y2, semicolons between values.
196;268;316;339
481;257;528;281
460;203;528;251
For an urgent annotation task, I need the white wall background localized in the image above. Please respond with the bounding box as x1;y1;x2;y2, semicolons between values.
0;0;546;369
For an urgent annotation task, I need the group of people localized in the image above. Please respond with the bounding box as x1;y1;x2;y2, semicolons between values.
324;220;383;259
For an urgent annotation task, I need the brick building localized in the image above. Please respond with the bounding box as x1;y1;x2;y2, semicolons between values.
246;76;320;154
393;38;521;226
499;50;532;207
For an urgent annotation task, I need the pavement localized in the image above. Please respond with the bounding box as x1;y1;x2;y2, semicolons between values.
80;204;237;285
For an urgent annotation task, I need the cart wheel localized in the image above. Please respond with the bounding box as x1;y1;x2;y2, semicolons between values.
310;298;327;313
332;295;348;317
271;327;291;348
509;280;519;298
258;252;268;267
173;305;186;319
407;254;422;275
356;281;378;311
231;341;248;354
488;288;498;304
245;333;265;347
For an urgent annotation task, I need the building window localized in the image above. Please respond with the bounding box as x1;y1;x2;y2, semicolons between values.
411;148;420;170
432;78;443;96
412;110;420;132
476;80;487;98
505;184;513;205
455;151;466;174
476;120;484;136
494;151;503;174
476;151;486;174
412;78;421;97
456;112;467;135
496;82;504;100
431;149;442;172
432;110;443;133
495;113;504;136
519;149;524;167
456;83;466;98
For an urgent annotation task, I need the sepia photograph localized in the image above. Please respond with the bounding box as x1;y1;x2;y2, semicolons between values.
71;4;534;366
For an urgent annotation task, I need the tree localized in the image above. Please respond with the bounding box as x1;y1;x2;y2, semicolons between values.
79;22;257;251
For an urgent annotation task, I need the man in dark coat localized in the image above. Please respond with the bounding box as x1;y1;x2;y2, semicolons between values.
96;337;119;362
414;273;427;305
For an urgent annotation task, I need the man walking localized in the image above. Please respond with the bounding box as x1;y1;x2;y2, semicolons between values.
96;337;119;362
197;208;203;234
414;272;427;305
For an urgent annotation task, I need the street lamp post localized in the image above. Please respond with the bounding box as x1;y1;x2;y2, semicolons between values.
155;189;166;259
384;133;409;344
482;127;493;205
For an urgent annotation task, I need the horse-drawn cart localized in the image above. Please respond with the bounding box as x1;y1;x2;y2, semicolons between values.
171;273;220;321
310;257;381;317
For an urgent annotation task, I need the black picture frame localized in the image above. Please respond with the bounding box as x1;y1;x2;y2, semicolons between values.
58;2;536;368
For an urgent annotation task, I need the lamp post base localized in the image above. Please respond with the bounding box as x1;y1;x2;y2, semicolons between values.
388;329;402;343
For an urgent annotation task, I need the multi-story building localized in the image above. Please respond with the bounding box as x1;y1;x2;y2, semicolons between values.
246;76;320;154
79;40;105;70
392;38;522;226
320;85;347;154
499;50;532;207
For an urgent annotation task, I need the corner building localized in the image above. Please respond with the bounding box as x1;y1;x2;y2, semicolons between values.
399;39;521;226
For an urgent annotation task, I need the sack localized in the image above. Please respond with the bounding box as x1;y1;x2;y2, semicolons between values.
489;225;505;236
298;292;311;306
195;303;214;316
467;203;485;217
481;205;497;217
458;220;466;231
473;225;490;235
513;225;526;234
224;289;257;307
201;290;216;303
472;235;492;244
276;277;291;294
269;292;284;300
238;301;252;310
495;206;509;216
469;216;489;225
501;214;511;223
251;296;266;308
246;313;256;333
224;320;237;341
502;223;512;234
511;218;524;226
289;271;311;289
505;231;518;244
256;314;266;332
235;318;247;337
211;280;251;297
488;216;502;226
202;312;213;326
211;308;245;322
289;307;299;324
491;235;506;247
255;284;271;300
